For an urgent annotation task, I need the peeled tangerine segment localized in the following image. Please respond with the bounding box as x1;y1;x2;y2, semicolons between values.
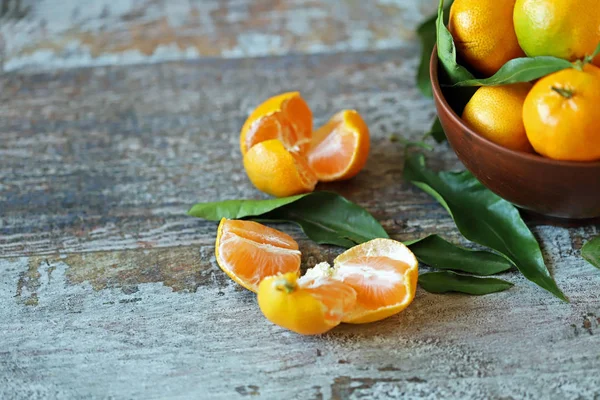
215;219;301;292
307;109;370;182
240;92;313;155
258;239;419;335
297;262;358;326
257;265;357;335
333;238;419;324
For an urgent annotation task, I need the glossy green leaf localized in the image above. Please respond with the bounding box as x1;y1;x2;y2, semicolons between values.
390;134;433;151
264;192;389;247
404;153;566;301
423;117;446;143
416;1;453;97
190;192;521;280
436;0;474;84
416;12;436;97
188;191;388;248
453;56;572;87
406;235;513;275
188;194;308;220
582;236;600;270
419;271;513;295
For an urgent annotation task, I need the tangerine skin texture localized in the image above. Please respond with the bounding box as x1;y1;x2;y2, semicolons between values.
462;83;533;153
243;139;317;198
449;0;525;77
258;274;335;335
514;0;600;66
257;272;357;335
523;64;600;161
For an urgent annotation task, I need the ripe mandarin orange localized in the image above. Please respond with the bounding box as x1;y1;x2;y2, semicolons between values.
241;93;371;196
257;266;357;335
240;92;312;156
514;0;600;66
215;219;419;334
449;0;525;76
462;83;533;153
261;238;420;330
243;139;318;198
523;64;600;161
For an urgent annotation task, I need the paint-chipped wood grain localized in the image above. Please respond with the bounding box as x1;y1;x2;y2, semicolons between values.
1;3;600;399
0;48;449;257
0;0;437;72
1;48;599;399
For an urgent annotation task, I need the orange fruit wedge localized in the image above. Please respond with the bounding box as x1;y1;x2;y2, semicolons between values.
333;238;419;324
307;110;370;182
240;92;312;156
240;94;371;197
214;218;301;292
257;264;357;335
213;219;418;334
257;238;419;334
243;139;318;198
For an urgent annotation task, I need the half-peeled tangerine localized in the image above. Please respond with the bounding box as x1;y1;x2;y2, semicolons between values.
241;93;370;197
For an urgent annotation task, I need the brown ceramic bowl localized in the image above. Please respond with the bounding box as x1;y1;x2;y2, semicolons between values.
430;47;600;219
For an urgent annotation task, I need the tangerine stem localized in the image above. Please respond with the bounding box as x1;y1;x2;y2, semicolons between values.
274;278;296;293
551;86;574;99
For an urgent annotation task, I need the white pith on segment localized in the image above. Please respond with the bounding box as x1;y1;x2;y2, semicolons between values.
308;126;353;160
333;263;404;288
298;262;357;325
333;239;418;320
225;219;299;250
220;234;301;257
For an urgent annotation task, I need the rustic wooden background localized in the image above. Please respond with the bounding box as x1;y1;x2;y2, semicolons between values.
1;1;599;399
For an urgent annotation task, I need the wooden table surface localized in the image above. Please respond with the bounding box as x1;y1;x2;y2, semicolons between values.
1;1;599;399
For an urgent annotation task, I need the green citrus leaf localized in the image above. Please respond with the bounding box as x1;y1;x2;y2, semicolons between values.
188;191;516;278
423;117;446;143
404;153;566;301
419;271;513;295
188;191;388;248
436;0;474;84
187;194;308;220
390;134;434;151
416;12;437;97
406;235;513;275
416;1;453;97
264;192;389;247
582;236;600;270
453;56;572;87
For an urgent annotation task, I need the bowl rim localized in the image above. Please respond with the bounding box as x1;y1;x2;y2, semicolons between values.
429;45;600;169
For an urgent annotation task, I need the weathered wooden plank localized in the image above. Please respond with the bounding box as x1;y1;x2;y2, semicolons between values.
0;48;459;257
1;49;596;256
1;18;600;400
0;0;437;72
1;241;599;399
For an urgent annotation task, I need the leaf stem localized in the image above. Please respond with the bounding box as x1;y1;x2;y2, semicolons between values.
551;86;574;99
583;41;600;65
